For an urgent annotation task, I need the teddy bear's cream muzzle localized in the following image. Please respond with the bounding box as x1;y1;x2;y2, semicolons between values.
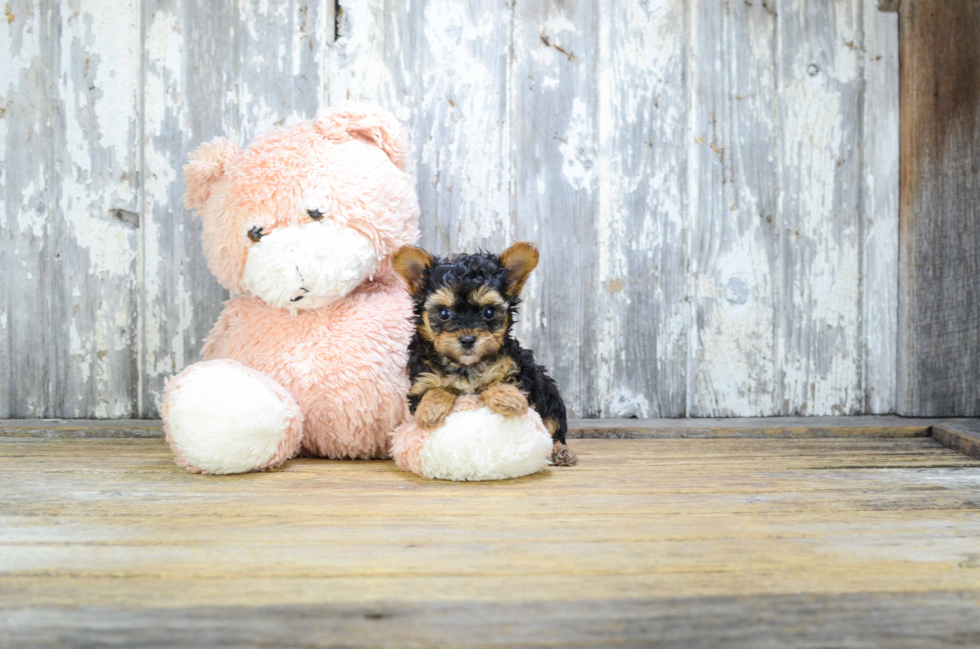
240;220;379;312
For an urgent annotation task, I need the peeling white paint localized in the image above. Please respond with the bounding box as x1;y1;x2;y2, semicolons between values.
861;7;899;414
416;0;512;249
16;181;45;238
607;387;651;419
558;98;595;192
778;0;863;415
1;0;899;419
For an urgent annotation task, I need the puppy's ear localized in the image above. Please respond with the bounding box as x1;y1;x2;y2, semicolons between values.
183;137;240;212
500;242;539;297
392;246;434;296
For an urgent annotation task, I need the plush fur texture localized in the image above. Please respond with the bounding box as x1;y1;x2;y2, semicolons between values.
391;395;552;481
163;360;304;475
241;219;379;312
162;104;420;474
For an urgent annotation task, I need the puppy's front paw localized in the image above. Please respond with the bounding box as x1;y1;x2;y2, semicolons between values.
551;441;578;467
415;388;457;430
482;383;529;418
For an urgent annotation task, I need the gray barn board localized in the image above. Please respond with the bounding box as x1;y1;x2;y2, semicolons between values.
2;0;904;418
897;0;980;417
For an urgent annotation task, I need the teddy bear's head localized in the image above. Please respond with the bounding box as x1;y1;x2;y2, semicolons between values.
183;104;420;312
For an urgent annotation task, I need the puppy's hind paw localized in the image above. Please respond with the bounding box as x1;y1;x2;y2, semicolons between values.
551;441;578;467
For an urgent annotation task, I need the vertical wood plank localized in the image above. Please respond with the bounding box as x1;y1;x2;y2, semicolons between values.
778;0;863;415
140;1;330;416
1;0;48;417
689;0;779;416
325;0;416;127
55;0;143;418
236;0;331;139
511;0;599;417
897;0;980;416
141;0;237;416
861;6;898;413
3;0;141;417
413;0;513;257
595;0;688;417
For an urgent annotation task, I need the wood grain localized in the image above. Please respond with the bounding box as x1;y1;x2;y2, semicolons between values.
5;593;980;649
1;0;48;418
413;0;513;257
1;416;969;440
1;2;903;418
595;0;688;417
567;415;939;438
897;0;980;416
778;0;864;416
2;0;142;418
932;420;980;460
1;436;978;646
862;1;900;413
689;0;779;417
511;0;599;416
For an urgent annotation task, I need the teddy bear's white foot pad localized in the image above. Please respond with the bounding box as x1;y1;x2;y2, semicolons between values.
163;360;304;475
394;403;553;481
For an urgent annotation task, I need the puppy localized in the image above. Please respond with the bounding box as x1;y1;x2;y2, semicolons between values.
392;242;577;467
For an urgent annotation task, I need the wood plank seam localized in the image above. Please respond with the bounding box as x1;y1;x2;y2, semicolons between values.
3;418;979;448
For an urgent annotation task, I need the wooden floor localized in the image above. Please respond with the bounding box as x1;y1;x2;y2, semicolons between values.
2;433;980;647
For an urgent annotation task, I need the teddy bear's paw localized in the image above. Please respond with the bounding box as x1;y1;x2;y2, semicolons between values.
550;441;579;467
482;383;529;418
163;360;304;475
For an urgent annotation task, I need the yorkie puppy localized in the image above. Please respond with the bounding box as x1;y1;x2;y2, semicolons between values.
392;242;577;466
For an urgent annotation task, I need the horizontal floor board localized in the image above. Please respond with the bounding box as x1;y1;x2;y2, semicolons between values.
2;437;979;646
5;592;980;649
932;420;980;459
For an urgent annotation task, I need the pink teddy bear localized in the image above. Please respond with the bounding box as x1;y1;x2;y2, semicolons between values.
162;104;419;474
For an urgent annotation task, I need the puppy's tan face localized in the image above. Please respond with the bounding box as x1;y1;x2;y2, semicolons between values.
419;285;509;366
392;242;539;367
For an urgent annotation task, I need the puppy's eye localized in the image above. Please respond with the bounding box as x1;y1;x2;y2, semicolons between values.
248;227;265;242
308;209;324;221
437;308;452;321
482;307;496;320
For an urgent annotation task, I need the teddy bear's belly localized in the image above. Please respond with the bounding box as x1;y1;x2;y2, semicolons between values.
206;289;415;459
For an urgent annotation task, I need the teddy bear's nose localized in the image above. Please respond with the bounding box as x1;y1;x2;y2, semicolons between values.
459;335;477;349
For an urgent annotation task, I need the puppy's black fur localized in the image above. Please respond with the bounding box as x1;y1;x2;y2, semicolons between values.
393;243;575;465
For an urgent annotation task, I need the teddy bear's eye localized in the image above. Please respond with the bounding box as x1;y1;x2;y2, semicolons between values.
308;209;324;221
437;308;452;321
247;227;265;242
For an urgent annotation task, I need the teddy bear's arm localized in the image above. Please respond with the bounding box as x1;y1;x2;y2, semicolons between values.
200;308;234;361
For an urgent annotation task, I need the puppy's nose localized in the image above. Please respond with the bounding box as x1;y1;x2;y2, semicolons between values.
459;335;477;349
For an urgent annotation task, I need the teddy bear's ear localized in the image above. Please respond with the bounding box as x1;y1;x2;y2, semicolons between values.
315;103;409;171
183;137;241;212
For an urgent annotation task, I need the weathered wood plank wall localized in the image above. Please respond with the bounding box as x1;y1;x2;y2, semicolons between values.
897;0;980;417
1;0;899;419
